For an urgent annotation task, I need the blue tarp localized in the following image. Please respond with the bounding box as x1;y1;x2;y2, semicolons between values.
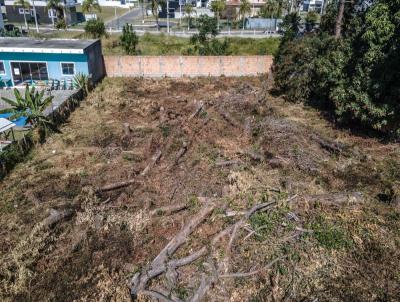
0;113;27;127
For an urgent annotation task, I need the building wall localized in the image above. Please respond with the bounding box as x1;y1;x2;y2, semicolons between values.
86;40;106;82
5;3;78;25
0;52;89;86
104;55;273;77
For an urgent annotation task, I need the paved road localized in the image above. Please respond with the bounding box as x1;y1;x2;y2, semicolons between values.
105;7;143;29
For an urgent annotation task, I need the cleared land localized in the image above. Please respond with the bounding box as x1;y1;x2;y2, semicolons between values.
0;77;399;301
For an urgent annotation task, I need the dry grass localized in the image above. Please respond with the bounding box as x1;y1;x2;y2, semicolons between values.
0;77;399;301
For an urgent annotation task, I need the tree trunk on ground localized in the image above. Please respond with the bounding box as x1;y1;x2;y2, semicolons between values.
334;0;345;38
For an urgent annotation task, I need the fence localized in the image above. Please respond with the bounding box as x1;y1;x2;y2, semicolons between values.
104;56;273;78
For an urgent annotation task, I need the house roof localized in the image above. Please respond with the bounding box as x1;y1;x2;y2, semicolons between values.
0;38;99;54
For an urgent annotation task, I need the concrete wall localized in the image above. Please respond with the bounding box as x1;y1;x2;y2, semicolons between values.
104;56;273;78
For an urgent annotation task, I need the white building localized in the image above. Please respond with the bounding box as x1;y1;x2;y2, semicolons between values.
301;0;324;13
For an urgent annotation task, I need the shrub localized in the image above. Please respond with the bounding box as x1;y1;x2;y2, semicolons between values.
120;24;139;55
55;19;67;30
189;15;230;55
84;19;106;38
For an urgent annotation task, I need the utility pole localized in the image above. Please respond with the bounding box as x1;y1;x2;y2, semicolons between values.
167;0;170;33
114;6;117;29
32;0;39;33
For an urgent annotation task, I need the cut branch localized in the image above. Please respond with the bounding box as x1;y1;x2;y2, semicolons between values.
219;256;286;278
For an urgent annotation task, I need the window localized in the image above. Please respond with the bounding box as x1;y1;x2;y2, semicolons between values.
61;63;75;75
0;61;5;75
48;9;57;18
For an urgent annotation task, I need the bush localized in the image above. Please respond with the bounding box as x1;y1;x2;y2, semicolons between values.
189;15;230;55
84;19;106;38
56;19;67;30
120;24;139;55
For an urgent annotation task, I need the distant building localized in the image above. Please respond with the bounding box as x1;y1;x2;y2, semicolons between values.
0;7;4;30
226;0;266;16
75;0;136;8
301;0;324;13
0;38;105;88
4;0;78;25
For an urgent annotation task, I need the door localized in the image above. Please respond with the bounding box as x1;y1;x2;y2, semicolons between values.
11;62;49;85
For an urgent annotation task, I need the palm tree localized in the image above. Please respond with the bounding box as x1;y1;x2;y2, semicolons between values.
46;0;63;27
184;3;194;30
0;86;56;142
82;0;101;14
239;0;251;30
14;0;30;30
210;0;225;30
150;0;160;29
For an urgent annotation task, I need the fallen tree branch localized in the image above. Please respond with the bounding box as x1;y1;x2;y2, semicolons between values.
189;102;204;120
150;203;188;216
140;290;178;302
141;150;162;176
42;208;74;228
291;192;364;206
219;256;286;278
130;200;216;299
215;160;241;167
217;108;241;128
98;178;137;193
311;134;346;154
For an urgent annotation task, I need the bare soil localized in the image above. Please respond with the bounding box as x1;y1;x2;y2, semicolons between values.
0;77;399;302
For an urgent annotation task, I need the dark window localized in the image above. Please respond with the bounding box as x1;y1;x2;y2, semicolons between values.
0;62;5;74
61;63;75;75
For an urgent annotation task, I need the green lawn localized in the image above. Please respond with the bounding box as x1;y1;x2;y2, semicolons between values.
75;5;129;22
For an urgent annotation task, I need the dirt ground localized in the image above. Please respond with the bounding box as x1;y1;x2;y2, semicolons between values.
0;77;399;302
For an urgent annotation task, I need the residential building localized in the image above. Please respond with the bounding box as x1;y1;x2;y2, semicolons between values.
301;0;324;12
0;7;4;29
0;38;105;88
226;0;266;16
4;0;78;25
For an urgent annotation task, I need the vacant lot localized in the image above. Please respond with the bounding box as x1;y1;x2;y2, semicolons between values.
0;77;399;301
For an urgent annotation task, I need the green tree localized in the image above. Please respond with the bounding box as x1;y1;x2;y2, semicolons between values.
82;0;101;14
189;15;229;55
14;0;30;30
184;3;194;30
274;0;400;137
260;0;278;18
211;0;226;30
46;0;64;28
239;0;251;30
120;24;139;55
150;0;165;29
0;86;57;142
305;10;319;32
84;19;106;38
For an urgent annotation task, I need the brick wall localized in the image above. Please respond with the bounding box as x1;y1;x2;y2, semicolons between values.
104;56;273;77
